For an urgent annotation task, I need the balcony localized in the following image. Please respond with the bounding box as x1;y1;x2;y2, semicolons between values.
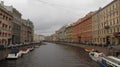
114;32;120;37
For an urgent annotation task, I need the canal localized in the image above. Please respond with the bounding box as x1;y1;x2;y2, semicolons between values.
0;42;100;67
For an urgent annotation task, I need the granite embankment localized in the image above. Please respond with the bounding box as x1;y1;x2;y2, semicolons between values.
0;49;9;61
55;42;118;56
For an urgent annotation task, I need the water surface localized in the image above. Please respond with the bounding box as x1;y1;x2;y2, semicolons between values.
0;42;100;67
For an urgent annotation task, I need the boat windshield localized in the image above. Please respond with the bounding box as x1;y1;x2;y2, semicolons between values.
10;49;19;54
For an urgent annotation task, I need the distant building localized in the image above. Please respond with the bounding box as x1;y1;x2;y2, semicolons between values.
21;19;28;43
57;26;67;42
65;24;73;42
55;31;60;42
51;34;57;42
24;19;34;42
72;22;80;43
0;1;13;47
34;34;45;42
92;0;120;46
45;36;52;42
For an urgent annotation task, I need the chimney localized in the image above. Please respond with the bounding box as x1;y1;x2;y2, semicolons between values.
98;7;102;11
1;1;4;6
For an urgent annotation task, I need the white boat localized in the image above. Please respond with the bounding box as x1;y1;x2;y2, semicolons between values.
99;56;120;67
28;46;34;51
6;49;22;59
34;45;40;48
89;51;103;62
21;48;30;54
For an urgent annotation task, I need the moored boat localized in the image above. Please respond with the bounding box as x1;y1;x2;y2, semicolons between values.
6;49;22;59
85;47;94;52
28;46;34;51
89;51;104;62
20;48;30;54
34;45;40;48
99;56;120;67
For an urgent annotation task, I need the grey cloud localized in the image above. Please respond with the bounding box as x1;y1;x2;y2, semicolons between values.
2;0;113;35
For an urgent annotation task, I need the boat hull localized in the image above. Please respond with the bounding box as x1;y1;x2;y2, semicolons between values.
98;61;107;67
21;49;30;54
6;51;22;60
85;47;94;52
89;52;103;62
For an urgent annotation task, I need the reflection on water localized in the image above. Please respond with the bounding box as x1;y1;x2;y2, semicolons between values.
0;42;100;67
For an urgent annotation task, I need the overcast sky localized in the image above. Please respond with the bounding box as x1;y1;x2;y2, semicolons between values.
0;0;112;36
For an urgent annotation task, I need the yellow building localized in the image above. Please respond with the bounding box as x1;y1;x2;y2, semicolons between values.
92;0;120;46
34;34;45;42
55;31;60;42
65;24;73;42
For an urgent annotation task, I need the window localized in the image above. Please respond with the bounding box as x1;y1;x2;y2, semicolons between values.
114;28;116;32
111;29;112;33
117;18;119;24
0;32;1;36
117;28;119;32
115;28;117;32
2;24;4;28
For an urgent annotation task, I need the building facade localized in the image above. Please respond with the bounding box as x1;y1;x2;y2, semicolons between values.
92;0;120;46
65;24;73;42
57;26;67;42
72;21;80;43
26;20;34;42
55;31;60;42
34;34;45;42
23;19;34;43
21;19;28;43
0;1;34;46
50;34;57;42
0;2;12;47
5;6;22;44
73;12;93;44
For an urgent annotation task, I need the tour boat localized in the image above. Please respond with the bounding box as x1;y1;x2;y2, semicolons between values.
99;56;120;67
6;49;22;59
85;47;94;52
89;51;104;62
21;48;30;54
34;45;40;48
28;46;34;51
